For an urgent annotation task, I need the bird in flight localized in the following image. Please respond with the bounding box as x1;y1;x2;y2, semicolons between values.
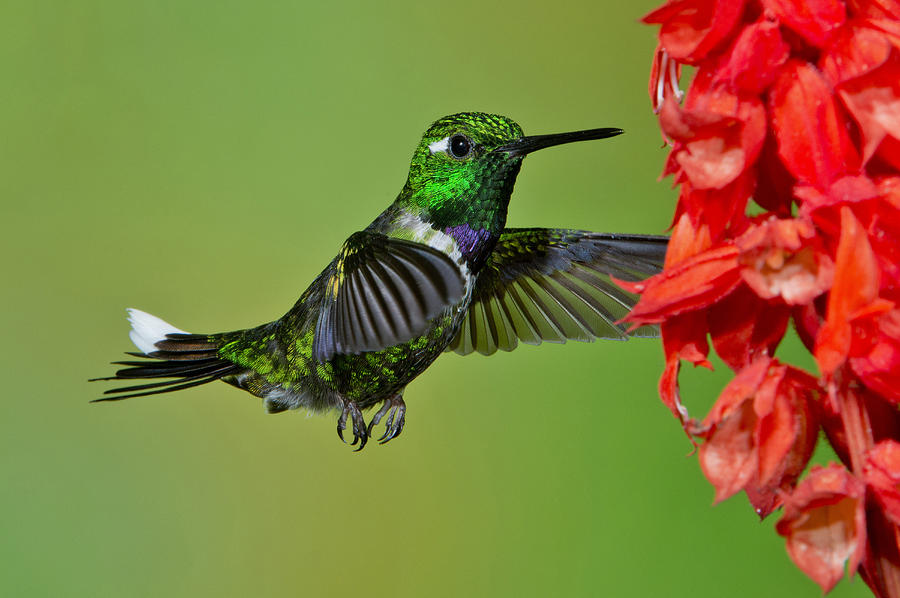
93;112;667;450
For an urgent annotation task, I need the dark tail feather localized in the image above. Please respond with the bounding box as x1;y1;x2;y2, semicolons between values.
92;314;241;402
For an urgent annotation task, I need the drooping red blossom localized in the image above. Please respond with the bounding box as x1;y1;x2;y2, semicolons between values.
776;464;866;593
659;65;767;191
697;356;819;514
641;0;900;595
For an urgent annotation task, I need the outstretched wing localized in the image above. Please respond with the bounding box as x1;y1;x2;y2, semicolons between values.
312;231;466;362
447;228;667;356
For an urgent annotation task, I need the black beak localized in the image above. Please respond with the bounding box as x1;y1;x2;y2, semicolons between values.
495;127;624;157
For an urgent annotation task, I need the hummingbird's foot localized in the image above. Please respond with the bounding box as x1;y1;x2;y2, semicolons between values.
336;399;368;451
366;395;406;445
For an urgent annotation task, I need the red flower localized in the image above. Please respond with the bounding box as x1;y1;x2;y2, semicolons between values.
641;0;900;594
698;356;819;515
736;216;834;305
776;464;866;593
659;66;767;191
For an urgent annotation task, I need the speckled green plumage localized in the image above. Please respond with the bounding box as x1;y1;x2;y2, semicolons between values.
98;112;667;450
216;301;454;412
401;113;524;232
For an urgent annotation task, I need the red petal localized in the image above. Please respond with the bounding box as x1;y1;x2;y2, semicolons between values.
870;17;900;51
659;353;690;424
667;212;713;266
643;0;746;64
776;464;867;593
699;357;773;503
658;311;712;424
850;307;900;404
736;216;835;305
795;174;881;214
715;15;790;94
701;399;758;503
659;63;767;191
820;22;892;86
770;60;861;186
874;134;900;172
859;504;900;598
708;285;790;370
697;357;817;509
838;52;900;164
865;440;900;525
762;0;847;48
676;176;754;242
754;366;819;488
740;361;819;518
816;207;881;375
626;245;742;324
754;133;797;216
847;0;900;20
662;311;712;369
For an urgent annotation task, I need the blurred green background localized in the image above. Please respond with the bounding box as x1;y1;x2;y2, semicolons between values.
0;1;868;597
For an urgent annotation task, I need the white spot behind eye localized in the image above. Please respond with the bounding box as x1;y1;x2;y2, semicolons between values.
428;136;450;154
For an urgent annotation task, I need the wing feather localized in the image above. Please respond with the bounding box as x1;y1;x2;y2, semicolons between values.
448;229;667;356
312;231;465;362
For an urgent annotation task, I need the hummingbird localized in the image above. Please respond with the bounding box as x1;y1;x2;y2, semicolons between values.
94;112;668;450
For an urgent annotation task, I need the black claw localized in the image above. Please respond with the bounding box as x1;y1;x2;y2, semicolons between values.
336;403;350;444
349;401;368;452
337;400;368;450
366;400;391;438
378;409;396;443
365;396;406;445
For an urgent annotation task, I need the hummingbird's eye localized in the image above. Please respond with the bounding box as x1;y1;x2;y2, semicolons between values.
449;134;472;159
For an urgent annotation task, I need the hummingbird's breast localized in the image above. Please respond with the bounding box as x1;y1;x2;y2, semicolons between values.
390;209;498;278
239;209;485;412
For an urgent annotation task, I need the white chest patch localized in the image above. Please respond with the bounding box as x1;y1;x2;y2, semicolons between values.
396;212;473;295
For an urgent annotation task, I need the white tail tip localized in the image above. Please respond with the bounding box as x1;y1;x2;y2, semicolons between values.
126;308;188;354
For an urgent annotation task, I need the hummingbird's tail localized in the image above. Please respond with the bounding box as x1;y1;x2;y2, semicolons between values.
91;308;242;402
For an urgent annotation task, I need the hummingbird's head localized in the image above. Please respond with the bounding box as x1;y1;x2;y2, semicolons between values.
402;112;623;235
403;112;524;233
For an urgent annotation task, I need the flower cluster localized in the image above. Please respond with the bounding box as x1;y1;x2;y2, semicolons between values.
635;0;900;595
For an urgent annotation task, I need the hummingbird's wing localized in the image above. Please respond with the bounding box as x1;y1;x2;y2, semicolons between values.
447;229;668;356
312;231;466;362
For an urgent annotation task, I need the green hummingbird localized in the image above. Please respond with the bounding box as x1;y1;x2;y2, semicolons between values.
94;112;668;450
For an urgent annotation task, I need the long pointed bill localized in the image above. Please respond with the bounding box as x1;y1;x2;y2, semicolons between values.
495;127;624;157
